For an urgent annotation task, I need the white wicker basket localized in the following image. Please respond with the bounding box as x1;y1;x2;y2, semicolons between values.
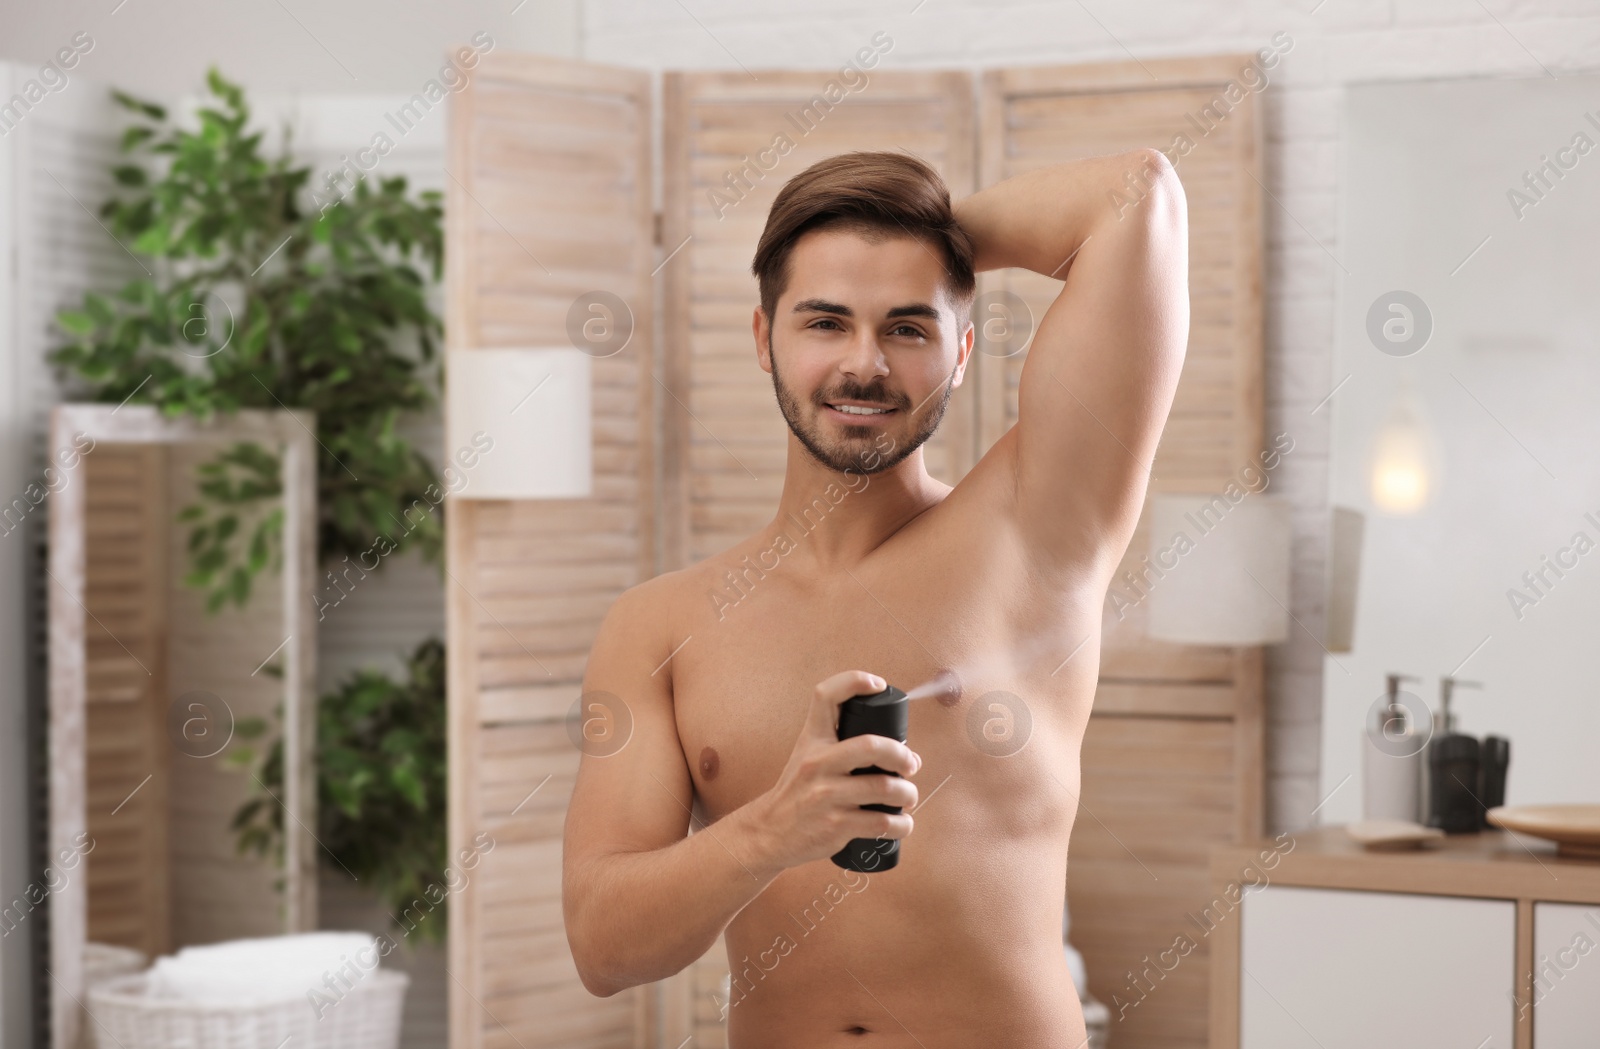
85;967;408;1049
79;944;149;1049
84;942;148;987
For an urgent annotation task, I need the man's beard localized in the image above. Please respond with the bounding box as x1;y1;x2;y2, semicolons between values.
769;346;955;476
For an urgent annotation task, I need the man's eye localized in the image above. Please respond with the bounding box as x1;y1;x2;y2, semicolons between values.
892;325;925;338
811;319;842;330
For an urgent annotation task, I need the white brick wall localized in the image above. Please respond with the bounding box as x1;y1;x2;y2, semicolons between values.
578;0;1600;834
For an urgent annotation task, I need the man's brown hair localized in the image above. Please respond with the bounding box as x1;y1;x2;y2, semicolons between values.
751;150;977;331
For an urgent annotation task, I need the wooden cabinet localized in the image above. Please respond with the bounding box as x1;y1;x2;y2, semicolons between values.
1531;903;1600;1046
1239;886;1514;1047
1210;828;1600;1049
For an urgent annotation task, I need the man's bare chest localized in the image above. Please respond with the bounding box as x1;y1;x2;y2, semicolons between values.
666;548;1101;828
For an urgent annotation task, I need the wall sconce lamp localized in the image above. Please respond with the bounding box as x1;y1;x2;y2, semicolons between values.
1368;390;1436;515
445;347;592;499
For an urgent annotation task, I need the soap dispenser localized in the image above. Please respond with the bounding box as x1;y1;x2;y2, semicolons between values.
1362;673;1425;822
1427;677;1483;833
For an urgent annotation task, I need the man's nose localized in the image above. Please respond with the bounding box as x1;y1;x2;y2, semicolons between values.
838;330;890;382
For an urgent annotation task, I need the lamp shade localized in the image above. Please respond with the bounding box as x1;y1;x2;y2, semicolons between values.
1324;505;1365;653
1145;493;1291;645
446;348;592;499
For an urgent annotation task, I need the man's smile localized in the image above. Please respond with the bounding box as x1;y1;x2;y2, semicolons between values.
822;398;900;423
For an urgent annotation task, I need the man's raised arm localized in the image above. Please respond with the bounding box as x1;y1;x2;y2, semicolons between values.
953;148;1189;579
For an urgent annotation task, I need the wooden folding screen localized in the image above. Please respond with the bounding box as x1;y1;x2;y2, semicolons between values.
657;69;978;1044
978;57;1266;1048
81;447;171;958
660;70;977;568
449;53;1262;1049
443;54;656;1049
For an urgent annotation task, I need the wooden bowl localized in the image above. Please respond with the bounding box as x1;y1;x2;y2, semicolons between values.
1487;804;1600;860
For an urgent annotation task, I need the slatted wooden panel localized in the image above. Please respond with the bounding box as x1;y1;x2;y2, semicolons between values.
658;70;978;1046
445;53;655;1049
979;57;1265;1049
979;59;1266;686
50;405;318;1049
82;446;170;959
163;441;294;948
660;70;978;571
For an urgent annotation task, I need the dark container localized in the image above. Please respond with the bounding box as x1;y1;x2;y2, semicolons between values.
1479;735;1511;826
1427;733;1483;833
831;685;908;872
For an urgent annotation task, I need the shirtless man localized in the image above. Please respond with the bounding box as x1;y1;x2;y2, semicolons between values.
562;146;1188;1048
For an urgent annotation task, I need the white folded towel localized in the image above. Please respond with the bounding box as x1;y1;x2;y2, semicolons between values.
146;931;379;1003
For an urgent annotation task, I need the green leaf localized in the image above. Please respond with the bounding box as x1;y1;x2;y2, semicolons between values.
390;764;425;809
120;126;156;152
205;67;245;111
110;88;166;121
230;797;263;829
133;227;167;255
55;310;96;336
83;292;115;327
248;528;269;571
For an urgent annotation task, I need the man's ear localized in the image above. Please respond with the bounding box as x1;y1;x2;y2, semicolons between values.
950;319;975;389
754;305;773;374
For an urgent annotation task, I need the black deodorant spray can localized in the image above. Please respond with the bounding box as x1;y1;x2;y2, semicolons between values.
831;684;909;873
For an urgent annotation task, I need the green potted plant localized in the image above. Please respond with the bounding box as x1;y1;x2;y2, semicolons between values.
49;66;452;941
229;639;449;944
51;65;446;608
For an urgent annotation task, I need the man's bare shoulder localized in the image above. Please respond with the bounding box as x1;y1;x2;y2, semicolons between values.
604;541;761;629
600;570;681;638
586;572;690;694
667;533;786;594
599;532;788;647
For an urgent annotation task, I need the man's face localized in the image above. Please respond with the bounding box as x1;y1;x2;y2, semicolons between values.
755;227;974;476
